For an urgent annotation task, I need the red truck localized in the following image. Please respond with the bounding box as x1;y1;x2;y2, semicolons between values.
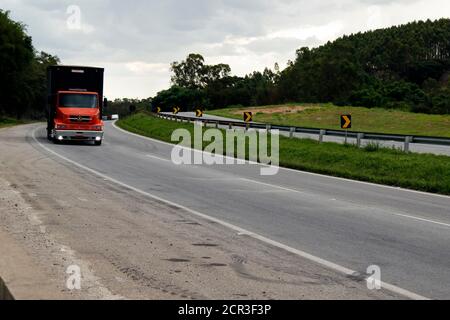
46;65;107;146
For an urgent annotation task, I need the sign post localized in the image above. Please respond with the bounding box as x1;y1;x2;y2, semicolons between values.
340;115;352;144
173;107;180;115
196;109;204;117
244;112;253;123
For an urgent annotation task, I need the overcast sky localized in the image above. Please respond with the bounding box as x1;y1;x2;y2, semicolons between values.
1;0;450;99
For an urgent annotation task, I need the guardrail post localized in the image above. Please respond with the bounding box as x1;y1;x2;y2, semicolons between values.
266;124;271;133
215;121;219;129
404;136;412;153
290;127;295;138
319;130;326;143
246;123;250;131
357;133;364;148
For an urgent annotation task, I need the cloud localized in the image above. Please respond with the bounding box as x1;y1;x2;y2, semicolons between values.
1;0;450;98
125;62;169;75
267;21;344;42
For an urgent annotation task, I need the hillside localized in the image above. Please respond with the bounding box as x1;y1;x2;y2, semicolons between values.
154;19;450;115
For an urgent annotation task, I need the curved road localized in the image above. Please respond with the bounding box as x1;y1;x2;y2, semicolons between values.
29;122;450;299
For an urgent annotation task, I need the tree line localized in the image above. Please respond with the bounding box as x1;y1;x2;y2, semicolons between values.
2;10;449;118
0;10;60;119
153;19;450;114
106;98;152;117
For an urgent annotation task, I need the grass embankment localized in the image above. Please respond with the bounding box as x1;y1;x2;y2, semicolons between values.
117;113;450;195
208;103;450;138
0;118;23;129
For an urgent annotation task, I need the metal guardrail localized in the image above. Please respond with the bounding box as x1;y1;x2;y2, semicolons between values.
156;113;450;149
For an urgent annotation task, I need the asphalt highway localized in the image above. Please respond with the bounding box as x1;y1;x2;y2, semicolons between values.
29;122;450;299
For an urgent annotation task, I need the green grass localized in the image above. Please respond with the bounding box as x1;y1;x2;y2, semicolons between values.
118;113;450;195
208;103;450;138
0;117;23;129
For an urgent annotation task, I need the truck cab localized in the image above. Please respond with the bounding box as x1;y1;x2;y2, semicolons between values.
47;66;106;146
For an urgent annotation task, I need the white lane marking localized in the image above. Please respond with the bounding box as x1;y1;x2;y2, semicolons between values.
146;154;171;162
112;121;450;200
32;126;429;300
392;213;450;228
178;177;238;181
241;179;450;229
113;121;271;167
240;178;305;195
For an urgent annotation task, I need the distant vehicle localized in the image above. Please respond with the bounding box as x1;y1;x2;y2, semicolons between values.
46;65;107;146
102;114;119;121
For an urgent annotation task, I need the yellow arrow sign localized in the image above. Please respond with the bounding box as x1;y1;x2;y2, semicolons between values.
195;109;203;117
156;107;161;113
341;115;352;129
244;112;253;123
173;107;180;114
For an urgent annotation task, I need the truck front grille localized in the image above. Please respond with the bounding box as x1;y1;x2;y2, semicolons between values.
69;115;92;123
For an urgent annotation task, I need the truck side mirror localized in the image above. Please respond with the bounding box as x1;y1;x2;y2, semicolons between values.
103;98;108;111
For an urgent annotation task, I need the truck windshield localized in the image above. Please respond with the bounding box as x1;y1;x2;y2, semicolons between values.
59;94;97;109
